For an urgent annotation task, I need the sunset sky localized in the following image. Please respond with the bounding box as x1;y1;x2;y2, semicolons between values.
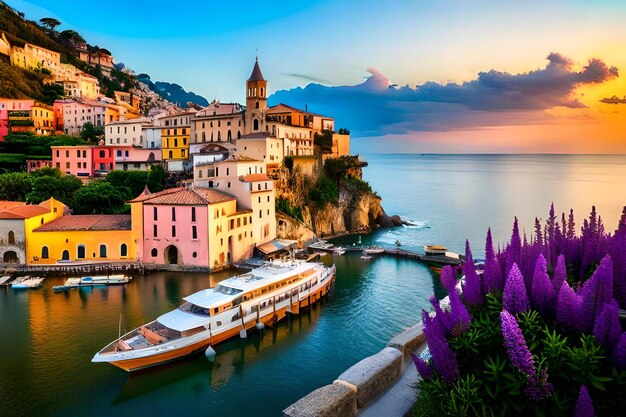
6;0;626;153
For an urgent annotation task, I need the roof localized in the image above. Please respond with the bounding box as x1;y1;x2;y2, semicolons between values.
0;201;26;211
241;174;271;182
257;239;298;255
35;215;131;232
0;205;48;220
130;186;236;205
248;58;265;82
214;156;260;165
266;103;332;119
106;118;153;126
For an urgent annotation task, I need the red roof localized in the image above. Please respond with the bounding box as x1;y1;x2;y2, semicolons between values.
0;205;48;220
130;187;235;205
241;174;271;182
35;215;131;232
0;201;26;211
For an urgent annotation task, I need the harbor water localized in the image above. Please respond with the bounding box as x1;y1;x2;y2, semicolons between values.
2;154;626;416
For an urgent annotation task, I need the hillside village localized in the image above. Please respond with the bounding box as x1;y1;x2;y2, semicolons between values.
0;5;381;271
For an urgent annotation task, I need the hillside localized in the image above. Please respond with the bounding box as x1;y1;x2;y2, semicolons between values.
137;74;208;107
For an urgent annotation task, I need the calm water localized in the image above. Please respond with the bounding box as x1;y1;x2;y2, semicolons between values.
2;154;626;417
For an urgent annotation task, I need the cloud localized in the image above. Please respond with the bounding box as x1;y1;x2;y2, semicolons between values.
600;95;626;104
268;53;618;137
282;73;333;85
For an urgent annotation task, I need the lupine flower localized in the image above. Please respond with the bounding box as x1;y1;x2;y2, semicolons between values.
552;254;567;295
411;353;433;380
500;310;536;377
440;265;457;294
484;228;504;294
525;368;553;401
429;296;453;334
612;332;626;370
580;255;613;333
422;309;459;384
574;385;594;417
503;263;530;314
448;288;471;336
462;240;484;306
593;299;622;350
556;281;582;333
530;254;555;316
505;217;522;276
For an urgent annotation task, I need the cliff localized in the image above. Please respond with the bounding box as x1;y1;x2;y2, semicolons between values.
275;155;400;242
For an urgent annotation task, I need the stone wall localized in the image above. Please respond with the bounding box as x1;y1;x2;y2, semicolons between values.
283;322;425;417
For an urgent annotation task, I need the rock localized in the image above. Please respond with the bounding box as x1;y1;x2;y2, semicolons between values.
386;322;426;364
335;347;403;408
282;383;357;417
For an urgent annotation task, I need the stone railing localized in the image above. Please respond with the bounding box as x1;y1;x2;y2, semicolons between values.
283;321;425;417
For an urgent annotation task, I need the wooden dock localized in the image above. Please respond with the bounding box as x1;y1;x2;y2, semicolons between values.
381;248;464;266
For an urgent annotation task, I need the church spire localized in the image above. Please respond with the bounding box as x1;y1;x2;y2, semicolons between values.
248;58;265;82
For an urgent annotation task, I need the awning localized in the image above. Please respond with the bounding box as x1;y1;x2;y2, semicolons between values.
257;239;298;255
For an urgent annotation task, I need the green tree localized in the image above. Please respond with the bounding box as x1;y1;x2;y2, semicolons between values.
80;122;104;143
104;170;148;199
27;174;81;204
39;83;65;105
314;130;333;153
71;181;129;214
0;172;32;201
147;165;166;193
39;17;61;32
308;177;339;205
30;166;61;178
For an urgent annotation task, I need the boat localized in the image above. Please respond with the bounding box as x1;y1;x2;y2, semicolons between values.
363;246;384;255
92;260;336;372
332;247;346;256
424;245;448;256
12;276;44;289
360;255;372;260
53;275;132;292
0;275;13;287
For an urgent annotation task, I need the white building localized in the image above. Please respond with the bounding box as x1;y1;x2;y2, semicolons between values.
105;118;152;146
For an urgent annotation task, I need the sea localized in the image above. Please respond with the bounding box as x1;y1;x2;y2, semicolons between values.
1;154;626;417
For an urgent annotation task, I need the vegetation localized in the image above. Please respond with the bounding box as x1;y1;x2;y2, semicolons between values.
276;197;303;222
413;205;626;416
308;177;339;206
80;122;105;143
314;130;333;153
0;133;86;164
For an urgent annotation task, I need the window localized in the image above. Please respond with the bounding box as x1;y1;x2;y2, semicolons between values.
117;150;122;157
120;243;128;257
99;150;105;157
153;224;158;237
77;150;80;157
151;248;158;257
172;207;176;221
192;226;197;239
192;252;197;258
99;244;107;258
41;246;49;259
153;207;158;220
191;207;196;222
172;225;176;237
77;244;86;259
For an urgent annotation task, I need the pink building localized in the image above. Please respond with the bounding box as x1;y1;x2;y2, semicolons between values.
0;99;34;141
53;145;93;179
114;146;162;171
92;146;115;176
26;159;53;173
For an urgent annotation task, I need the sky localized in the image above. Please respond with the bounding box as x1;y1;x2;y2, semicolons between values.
5;0;626;153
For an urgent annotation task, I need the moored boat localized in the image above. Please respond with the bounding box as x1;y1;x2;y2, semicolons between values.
12;276;44;289
363;246;384;254
0;275;13;287
92;260;336;372
53;275;131;292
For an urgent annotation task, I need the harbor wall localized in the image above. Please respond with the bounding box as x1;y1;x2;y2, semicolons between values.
283;321;425;417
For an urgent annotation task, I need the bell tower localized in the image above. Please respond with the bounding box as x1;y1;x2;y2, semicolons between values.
245;57;267;134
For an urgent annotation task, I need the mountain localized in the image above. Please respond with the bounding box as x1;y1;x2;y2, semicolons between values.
137;74;208;107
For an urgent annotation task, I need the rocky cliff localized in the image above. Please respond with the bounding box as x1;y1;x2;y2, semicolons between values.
275;156;400;242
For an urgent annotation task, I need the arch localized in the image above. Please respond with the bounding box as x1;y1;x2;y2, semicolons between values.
202;132;206;141
120;243;128;257
217;131;221;141
62;250;70;261
3;251;18;263
151;248;158;257
227;130;232;141
99;244;107;258
148;152;155;162
255;101;259;109
253;119;259;131
168;150;173;159
8;231;15;245
77;244;86;259
164;245;180;265
41;246;49;259
237;131;241;139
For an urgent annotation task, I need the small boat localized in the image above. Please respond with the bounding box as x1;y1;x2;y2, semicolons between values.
93;260;336;372
332;247;346;256
424;245;448;256
360;255;372;260
363;246;384;255
12;276;44;289
53;275;131;292
0;275;13;287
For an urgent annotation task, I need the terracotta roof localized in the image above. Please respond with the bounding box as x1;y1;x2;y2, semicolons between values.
0;201;26;211
35;215;131;232
0;205;49;220
131;187;236;205
241;174;271;182
248;58;265;82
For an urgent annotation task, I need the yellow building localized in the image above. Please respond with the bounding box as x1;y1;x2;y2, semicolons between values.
27;214;134;264
159;111;194;171
31;103;55;135
9;41;61;71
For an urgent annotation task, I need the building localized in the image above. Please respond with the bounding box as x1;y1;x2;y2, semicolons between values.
191;143;231;179
0;99;35;139
54;98;121;136
8;39;61;71
105;118;152;146
244;58;267;134
143;125;162;149
28;214;134;264
52;145;114;179
26;159;53;173
192;102;244;144
158;111;194;171
130;186;255;269
237;133;284;172
0;198;67;264
113;147;162;171
31;103;55;135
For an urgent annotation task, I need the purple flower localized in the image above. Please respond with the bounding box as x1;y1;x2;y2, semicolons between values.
574;385;594;417
530;254;555;317
505;217;522;276
552;254;567;295
429;296;453;334
593;299;622;350
440;265;457;295
525;368;553;401
448;288;471;336
500;310;536;377
580;255;613;333
484;228;504;294
462;241;484;306
411;353;433;380
556;281;582;333
612;332;626;370
422;309;459;385
503;263;530;314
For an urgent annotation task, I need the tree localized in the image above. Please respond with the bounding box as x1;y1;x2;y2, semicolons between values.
283;156;294;172
104;170;148;199
39;17;61;32
27;174;81;204
71;181;129;214
80;122;104;143
39;83;65;105
147;165;166;193
0;172;32;201
59;29;85;47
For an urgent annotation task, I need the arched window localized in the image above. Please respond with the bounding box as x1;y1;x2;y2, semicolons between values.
202;132;206;141
8;231;15;245
151;248;158;257
41;246;49;259
227;130;232;141
168;150;173;159
255;101;259;109
217;131;221;141
120;243;128;257
260;87;264;97
253;119;259;131
99;244;107;258
77;244;86;259
237;131;241;139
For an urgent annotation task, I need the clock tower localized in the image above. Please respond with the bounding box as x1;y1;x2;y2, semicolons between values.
245;57;267;133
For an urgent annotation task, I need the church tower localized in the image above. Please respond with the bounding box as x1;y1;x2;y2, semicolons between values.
245;57;267;134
